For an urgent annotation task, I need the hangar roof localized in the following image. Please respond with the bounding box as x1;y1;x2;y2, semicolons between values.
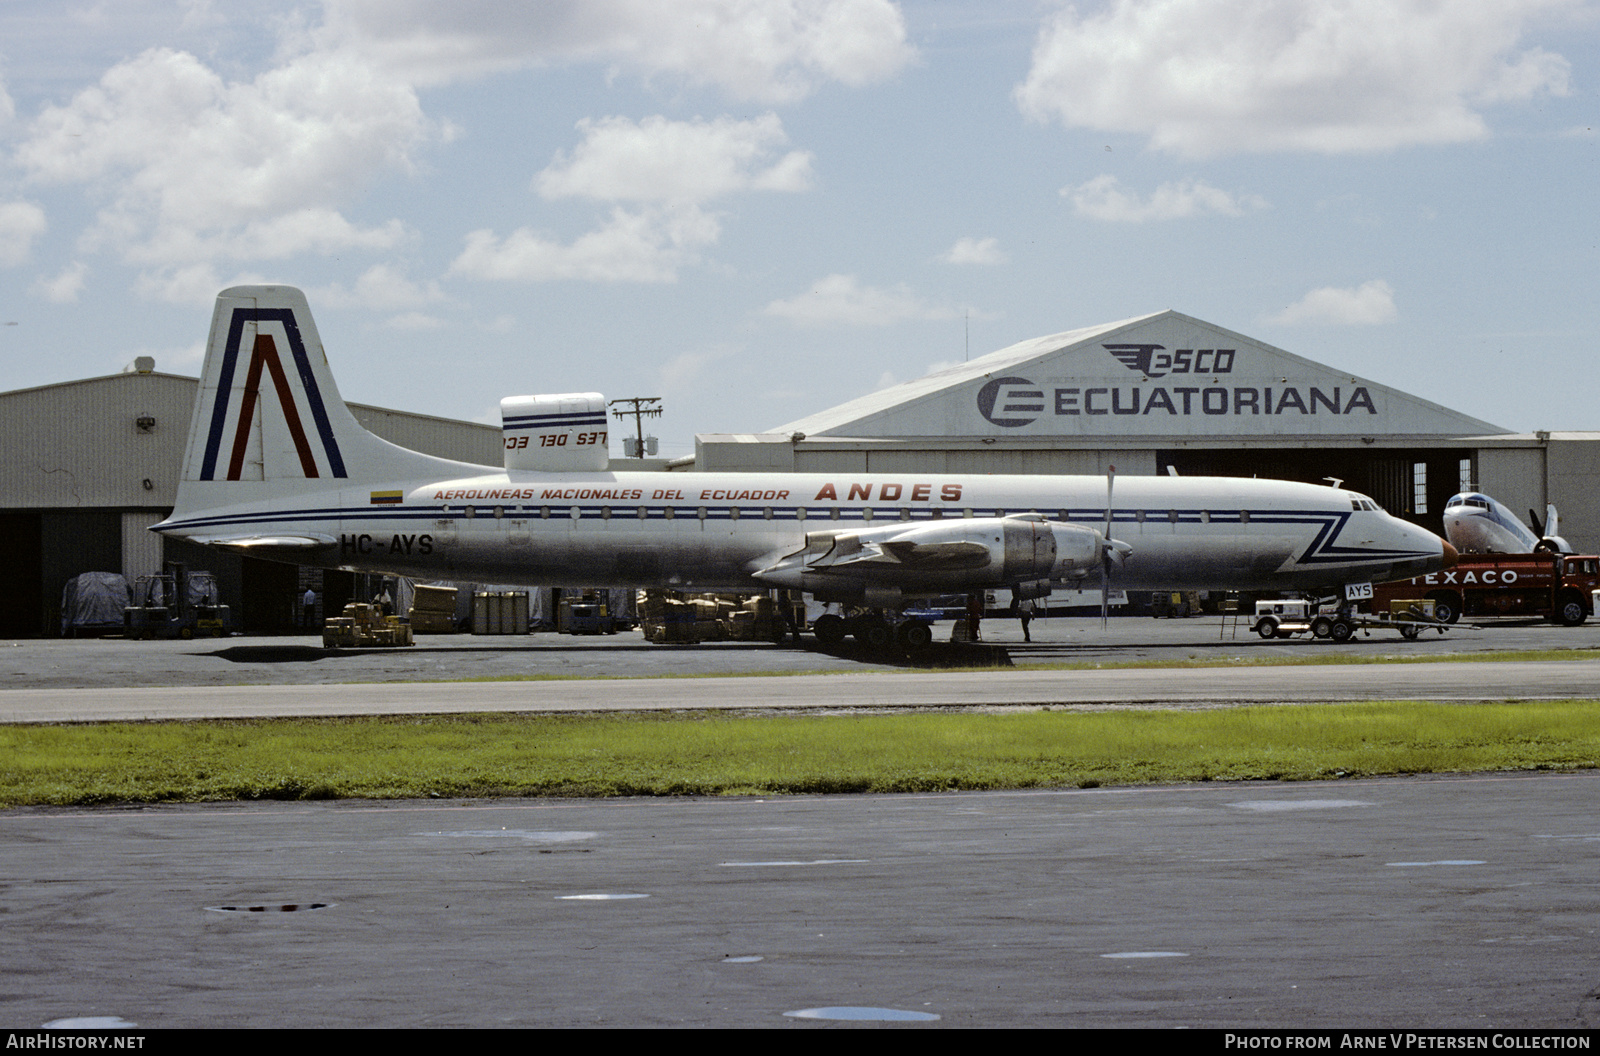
772;310;1509;441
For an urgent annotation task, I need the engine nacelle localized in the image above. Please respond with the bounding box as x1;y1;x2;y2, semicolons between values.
502;393;609;472
753;516;1110;600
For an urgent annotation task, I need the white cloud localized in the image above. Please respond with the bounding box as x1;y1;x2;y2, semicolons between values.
16;46;432;272
0;201;48;266
459;113;812;284
1268;280;1397;326
134;263;273;305
31;261;88;303
1015;0;1575;157
320;0;914;102
451;204;720;283
940;236;1005;265
659;345;737;392
316;263;449;311
763;274;955;327
1066;175;1267;222
384;311;446;331
536;114;813;203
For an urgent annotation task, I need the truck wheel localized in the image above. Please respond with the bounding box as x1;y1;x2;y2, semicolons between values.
1310;616;1334;639
1555;591;1588;627
1255;617;1280;640
1426;592;1460;624
1329;619;1354;643
813;614;846;646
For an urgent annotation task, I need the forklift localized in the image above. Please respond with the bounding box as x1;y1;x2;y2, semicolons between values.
124;562;232;639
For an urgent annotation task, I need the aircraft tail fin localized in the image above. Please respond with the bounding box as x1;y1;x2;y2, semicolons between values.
170;286;487;518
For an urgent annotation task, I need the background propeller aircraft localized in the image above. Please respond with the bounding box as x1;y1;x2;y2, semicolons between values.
1443;492;1570;554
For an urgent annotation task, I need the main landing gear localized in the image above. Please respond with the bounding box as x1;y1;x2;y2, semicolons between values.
812;611;935;655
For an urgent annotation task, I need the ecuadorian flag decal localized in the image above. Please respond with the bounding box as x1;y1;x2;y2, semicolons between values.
370;490;404;506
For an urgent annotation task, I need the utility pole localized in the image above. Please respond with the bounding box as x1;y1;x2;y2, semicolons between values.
609;397;662;459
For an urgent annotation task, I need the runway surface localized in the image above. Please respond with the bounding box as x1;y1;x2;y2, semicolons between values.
4;658;1600;724
5;773;1598;1028
5;620;1598;1029
4;616;1599;723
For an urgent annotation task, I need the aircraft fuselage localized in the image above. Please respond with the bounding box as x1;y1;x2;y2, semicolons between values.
161;467;1449;596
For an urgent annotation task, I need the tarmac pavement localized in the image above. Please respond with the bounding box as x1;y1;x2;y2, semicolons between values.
4;616;1599;1029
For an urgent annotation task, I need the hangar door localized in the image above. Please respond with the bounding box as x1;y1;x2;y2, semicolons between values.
1157;449;1470;533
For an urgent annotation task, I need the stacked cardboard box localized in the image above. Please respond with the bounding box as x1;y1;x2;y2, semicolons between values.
636;589;786;644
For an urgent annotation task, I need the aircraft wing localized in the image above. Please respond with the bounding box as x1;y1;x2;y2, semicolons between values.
754;516;1109;601
872;539;992;569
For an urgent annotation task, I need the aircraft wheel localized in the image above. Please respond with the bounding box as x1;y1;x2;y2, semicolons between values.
1400;624;1421;639
1329;619;1354;643
896;621;933;653
857;619;895;652
1255;617;1279;640
812;614;846;647
1310;616;1334;639
1426;592;1460;625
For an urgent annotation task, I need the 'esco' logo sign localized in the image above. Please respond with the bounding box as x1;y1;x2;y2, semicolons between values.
976;377;1044;427
1104;343;1236;378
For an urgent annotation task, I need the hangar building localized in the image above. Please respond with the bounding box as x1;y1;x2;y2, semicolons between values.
690;310;1600;552
0;359;502;637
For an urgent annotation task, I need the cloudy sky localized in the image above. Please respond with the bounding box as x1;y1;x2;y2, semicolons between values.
2;0;1595;458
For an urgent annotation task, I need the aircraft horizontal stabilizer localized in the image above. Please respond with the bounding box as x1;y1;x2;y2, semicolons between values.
197;534;337;553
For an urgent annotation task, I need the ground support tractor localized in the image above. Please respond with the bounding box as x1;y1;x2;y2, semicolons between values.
1251;597;1448;643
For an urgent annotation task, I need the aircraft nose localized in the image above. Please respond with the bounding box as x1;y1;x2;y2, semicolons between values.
1441;539;1459;569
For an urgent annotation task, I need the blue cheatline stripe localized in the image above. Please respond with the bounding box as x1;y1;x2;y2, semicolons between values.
503;411;606;423
157;504;1430;563
503;417;607;431
199;308;346;481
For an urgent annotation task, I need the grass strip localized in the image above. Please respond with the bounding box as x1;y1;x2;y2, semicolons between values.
3;700;1598;807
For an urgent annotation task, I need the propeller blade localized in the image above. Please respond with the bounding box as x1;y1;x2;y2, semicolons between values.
1102;465;1116;629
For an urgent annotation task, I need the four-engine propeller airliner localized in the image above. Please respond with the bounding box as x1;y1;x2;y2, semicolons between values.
153;286;1457;644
